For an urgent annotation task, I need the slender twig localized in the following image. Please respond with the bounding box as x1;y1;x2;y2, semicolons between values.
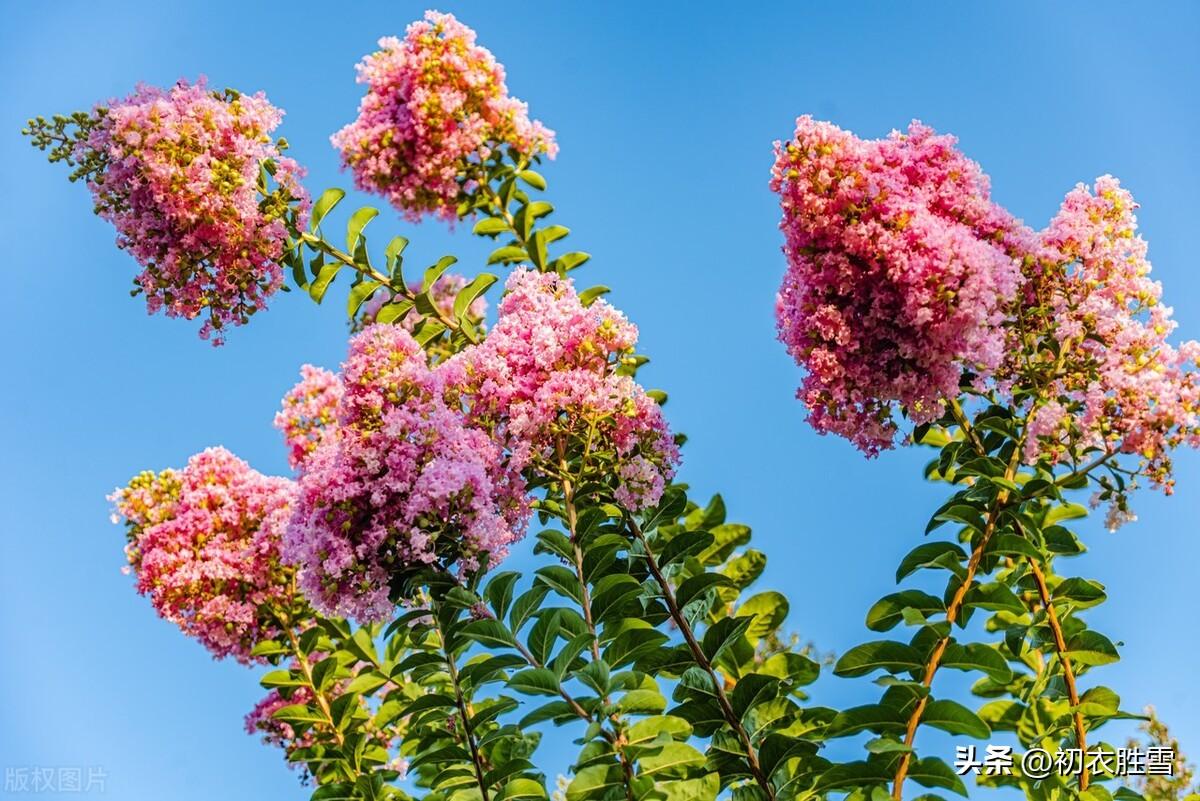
891;406;1024;798
282;624;345;748
1025;554;1090;790
560;452;636;801
627;517;776;801
434;605;492;801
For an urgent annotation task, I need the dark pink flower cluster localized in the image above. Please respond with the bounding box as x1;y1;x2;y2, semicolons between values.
110;447;297;662
279;270;677;620
275;365;344;470
772;117;1030;454
79;78;309;343
1021;177;1200;490
284;324;529;621
331;11;556;221
448;269;680;510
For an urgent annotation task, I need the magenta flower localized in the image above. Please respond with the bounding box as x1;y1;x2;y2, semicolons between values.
772;117;1031;455
110;447;298;663
1020;176;1200;491
331;11;556;221
77;78;309;343
275;365;344;471
284;325;529;622
448;269;680;510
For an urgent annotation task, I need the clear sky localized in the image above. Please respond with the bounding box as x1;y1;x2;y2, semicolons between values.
2;2;1198;799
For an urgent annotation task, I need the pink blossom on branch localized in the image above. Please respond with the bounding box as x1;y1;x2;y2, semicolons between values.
331;11;556;221
275;365;344;470
109;447;299;663
283;325;529;622
772;117;1031;455
447;268;680;510
78;78;309;343
1020;176;1200;491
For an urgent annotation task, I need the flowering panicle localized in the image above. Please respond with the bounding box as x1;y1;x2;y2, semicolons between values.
284;325;528;621
1019;177;1200;491
60;79;309;343
331;11;556;221
448;269;680;509
772;117;1029;454
275;365;344;470
109;447;298;662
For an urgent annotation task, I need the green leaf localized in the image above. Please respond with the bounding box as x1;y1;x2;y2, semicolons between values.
461;619;519;649
701;616;752;663
578;285;611;307
1045;503;1089;526
920;699;990;738
1066;631;1120;666
488;245;529;265
616;689;667;715
375;297;412;324
309;263;342;303
834;641;924;678
310;188;345;232
735;591;789;640
422;255;457;291
639;742;706;778
986;534;1042;561
724;549;767;589
384;235;409;279
260;670;305;689
553;251;591;272
896;542;967;582
906;757;968;796
347;280;383;319
485;571;521;620
566;764;625;801
940;643;1012;684
866;590;945;632
472;217;510;236
1053;577;1107;608
346;206;378;253
603;625;669;668
497;778;549;800
626;715;692;745
534;565;585;606
507;667;562;696
453;273;497;319
825;704;907;738
676;573;734;610
964;582;1025;614
518;170;547;191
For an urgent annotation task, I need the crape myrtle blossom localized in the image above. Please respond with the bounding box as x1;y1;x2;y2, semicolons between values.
331;11;556;221
109;447;299;663
284;324;529;622
276;365;344;470
74;78;309;343
1018;177;1200;491
448;268;680;510
772;117;1031;455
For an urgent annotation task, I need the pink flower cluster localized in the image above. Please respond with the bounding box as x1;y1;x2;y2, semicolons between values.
331;11;556;221
448;269;680;510
279;270;677;620
110;447;297;662
1020;177;1200;490
284;324;529;621
275;365;344;470
79;78;309;343
772;117;1030;454
244;685;317;754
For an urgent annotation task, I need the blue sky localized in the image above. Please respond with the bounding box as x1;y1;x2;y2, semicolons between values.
2;2;1198;799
